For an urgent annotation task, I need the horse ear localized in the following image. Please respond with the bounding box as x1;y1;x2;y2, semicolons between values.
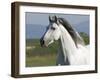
49;15;58;22
54;16;57;22
49;16;52;22
54;16;60;25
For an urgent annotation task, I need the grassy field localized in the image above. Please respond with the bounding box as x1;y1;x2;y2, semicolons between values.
26;39;58;67
26;54;57;67
26;33;89;67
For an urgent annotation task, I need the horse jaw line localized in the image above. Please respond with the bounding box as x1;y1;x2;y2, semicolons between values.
58;24;77;64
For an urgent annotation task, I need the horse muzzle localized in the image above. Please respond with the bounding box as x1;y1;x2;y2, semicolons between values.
40;38;47;47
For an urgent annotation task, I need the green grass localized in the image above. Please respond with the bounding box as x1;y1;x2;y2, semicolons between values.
26;54;56;67
26;39;58;67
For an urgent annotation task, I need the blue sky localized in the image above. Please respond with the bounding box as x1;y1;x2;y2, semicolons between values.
25;12;90;39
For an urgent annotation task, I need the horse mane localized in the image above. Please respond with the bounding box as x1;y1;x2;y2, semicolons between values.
58;18;85;47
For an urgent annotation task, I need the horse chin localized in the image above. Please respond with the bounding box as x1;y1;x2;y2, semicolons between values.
44;40;54;47
42;44;48;47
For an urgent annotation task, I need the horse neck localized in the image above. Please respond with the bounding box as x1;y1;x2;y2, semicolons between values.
59;25;77;62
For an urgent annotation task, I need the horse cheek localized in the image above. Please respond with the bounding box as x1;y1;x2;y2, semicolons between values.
54;31;61;40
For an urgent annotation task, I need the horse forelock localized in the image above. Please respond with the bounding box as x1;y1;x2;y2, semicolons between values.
57;18;85;47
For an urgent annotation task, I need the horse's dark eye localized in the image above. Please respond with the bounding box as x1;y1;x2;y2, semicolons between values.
51;27;56;30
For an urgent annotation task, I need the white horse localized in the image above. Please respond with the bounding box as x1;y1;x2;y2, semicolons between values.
40;16;90;65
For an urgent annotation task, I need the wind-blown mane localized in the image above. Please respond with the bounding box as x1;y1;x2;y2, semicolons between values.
58;18;85;47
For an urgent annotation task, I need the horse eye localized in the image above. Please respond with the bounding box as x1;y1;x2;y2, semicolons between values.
51;27;56;30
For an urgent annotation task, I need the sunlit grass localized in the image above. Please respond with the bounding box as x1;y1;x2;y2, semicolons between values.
26;39;58;67
26;54;57;67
